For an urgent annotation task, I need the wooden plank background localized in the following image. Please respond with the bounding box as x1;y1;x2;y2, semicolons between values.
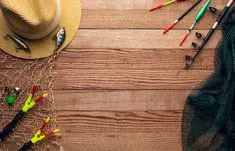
1;0;227;150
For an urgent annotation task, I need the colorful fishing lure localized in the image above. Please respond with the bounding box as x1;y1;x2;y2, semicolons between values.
54;26;66;51
4;34;31;54
4;86;20;105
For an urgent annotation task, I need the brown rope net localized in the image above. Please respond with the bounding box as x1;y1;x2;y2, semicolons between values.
0;51;62;151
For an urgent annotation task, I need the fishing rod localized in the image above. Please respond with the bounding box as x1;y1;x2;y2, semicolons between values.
179;0;212;46
185;0;234;69
163;0;203;34
149;0;186;12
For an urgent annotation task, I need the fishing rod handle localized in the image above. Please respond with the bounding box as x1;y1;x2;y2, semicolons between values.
18;141;33;151
0;110;25;142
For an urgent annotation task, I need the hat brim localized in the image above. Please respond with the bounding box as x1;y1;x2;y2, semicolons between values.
0;0;81;59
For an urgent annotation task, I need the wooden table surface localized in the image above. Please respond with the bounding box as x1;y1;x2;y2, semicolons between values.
2;0;226;150
56;0;225;150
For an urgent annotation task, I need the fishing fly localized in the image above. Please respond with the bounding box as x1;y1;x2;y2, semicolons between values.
179;0;212;46
4;34;31;54
149;0;186;11
0;85;48;142
163;0;203;34
18;117;60;151
185;0;234;69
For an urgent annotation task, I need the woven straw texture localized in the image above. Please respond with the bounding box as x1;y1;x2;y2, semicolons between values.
0;0;81;59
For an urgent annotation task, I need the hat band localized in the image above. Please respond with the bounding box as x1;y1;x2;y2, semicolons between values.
7;0;61;40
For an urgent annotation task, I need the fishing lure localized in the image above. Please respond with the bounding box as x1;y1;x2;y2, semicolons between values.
54;27;66;51
163;0;203;34
149;0;186;11
0;85;48;142
4;86;20;105
185;0;234;69
4;34;31;53
179;0;212;46
18;117;59;151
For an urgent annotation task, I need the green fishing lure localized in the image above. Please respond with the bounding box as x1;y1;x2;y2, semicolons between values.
4;86;20;105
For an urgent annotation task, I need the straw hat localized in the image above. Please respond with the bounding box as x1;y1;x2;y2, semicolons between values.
0;0;81;59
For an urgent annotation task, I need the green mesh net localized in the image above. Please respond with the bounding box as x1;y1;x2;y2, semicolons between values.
182;7;235;151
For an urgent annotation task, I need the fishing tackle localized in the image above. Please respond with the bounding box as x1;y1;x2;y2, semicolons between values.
18;117;60;151
163;0;203;34
0;85;48;142
185;0;234;69
179;0;212;46
182;7;235;150
54;26;66;51
149;0;187;12
4;86;20;105
4;34;31;54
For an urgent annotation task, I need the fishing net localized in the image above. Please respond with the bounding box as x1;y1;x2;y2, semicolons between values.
0;51;62;151
182;6;235;151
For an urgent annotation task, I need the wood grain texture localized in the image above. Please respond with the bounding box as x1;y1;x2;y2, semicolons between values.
80;0;226;29
57;48;215;70
58;110;182;151
0;68;211;90
69;30;221;49
80;9;218;29
0;0;227;150
55;90;190;111
80;0;226;10
1;48;215;70
54;69;211;90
